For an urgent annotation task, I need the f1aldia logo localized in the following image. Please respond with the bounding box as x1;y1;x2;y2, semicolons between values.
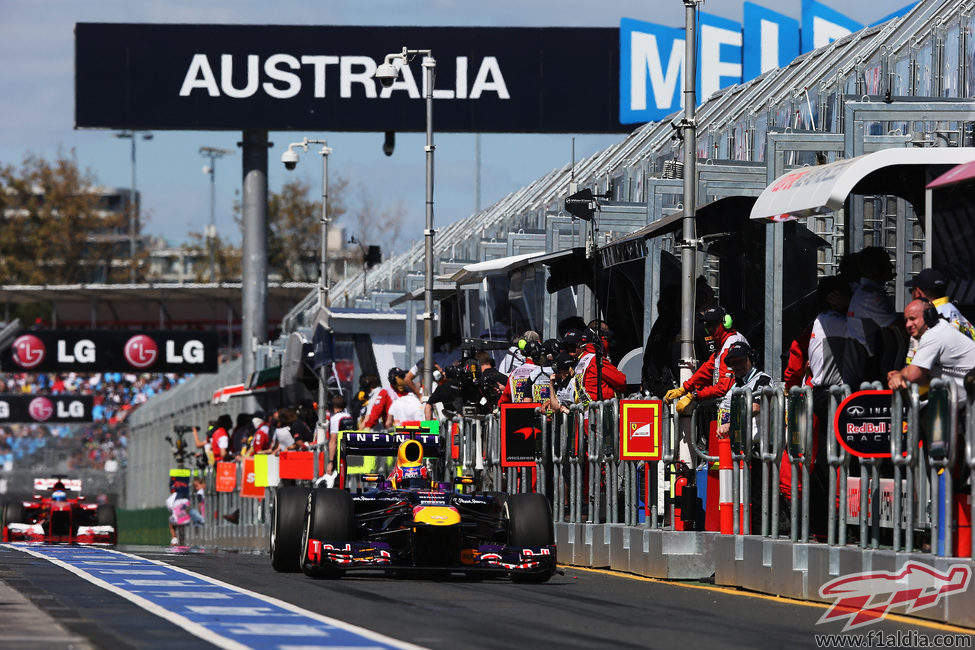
12;334;45;369
818;561;972;630
28;396;54;422
124;334;158;369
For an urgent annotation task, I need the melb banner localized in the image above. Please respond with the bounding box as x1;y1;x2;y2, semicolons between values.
619;0;916;124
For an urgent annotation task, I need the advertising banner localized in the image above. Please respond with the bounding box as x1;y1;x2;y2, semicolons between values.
0;394;94;423
215;461;238;492
169;468;192;499
619;400;663;461
500;403;541;468
240;458;265;499
2;330;220;373
833;390;897;459
76;24;625;134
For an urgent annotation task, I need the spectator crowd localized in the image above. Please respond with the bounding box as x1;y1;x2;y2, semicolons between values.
0;372;187;473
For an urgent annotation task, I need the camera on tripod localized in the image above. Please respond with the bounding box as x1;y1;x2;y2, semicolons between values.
166;425;207;469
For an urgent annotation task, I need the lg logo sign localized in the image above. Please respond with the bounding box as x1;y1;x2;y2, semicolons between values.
124;335;205;369
8;332;211;371
28;397;54;421
12;335;45;369
124;335;158;369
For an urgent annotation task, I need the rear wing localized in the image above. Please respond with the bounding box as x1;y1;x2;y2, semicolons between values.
34;478;82;492
339;425;443;459
337;423;443;489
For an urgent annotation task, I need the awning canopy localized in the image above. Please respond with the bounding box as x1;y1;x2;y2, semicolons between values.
0;282;315;325
750;147;975;222
927;159;975;190
599;195;758;267
447;251;547;286
388;282;458;307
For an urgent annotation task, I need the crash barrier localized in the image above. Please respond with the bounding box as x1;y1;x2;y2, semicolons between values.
180;382;975;559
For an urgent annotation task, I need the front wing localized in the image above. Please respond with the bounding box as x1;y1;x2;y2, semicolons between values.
303;539;556;576
3;523;117;544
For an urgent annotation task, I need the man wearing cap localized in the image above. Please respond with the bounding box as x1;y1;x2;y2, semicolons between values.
663;307;748;423
716;342;771;440
906;268;975;345
572;326;627;404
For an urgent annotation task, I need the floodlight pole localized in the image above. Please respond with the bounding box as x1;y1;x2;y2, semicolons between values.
679;0;700;386
115;130;152;283
378;47;436;398
200;146;234;282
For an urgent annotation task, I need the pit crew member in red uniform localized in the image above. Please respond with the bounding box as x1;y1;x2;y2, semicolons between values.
664;307;748;422
573;326;627;403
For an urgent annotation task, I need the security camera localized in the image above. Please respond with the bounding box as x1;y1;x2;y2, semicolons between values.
281;148;299;170
375;62;400;88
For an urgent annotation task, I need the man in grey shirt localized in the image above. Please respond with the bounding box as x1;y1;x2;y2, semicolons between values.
887;299;975;398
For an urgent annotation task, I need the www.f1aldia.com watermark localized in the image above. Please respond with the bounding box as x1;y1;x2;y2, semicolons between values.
816;561;971;631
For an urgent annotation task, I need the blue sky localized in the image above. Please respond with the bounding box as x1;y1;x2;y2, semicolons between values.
0;1;896;255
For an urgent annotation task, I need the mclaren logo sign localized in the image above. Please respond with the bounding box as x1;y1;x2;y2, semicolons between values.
75;24;625;134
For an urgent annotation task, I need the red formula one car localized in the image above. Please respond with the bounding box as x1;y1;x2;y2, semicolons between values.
2;477;117;544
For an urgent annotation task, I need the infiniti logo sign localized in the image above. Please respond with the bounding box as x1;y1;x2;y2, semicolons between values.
846;405;865;417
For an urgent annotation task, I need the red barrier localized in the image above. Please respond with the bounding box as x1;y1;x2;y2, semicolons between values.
279;451;325;480
215;461;237;492
718;437;734;535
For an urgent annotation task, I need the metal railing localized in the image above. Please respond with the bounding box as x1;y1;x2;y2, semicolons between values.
176;381;975;560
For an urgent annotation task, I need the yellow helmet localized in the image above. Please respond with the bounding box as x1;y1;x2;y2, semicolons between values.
396;439;424;468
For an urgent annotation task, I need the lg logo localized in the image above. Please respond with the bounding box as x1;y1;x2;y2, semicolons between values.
12;335;45;369
28;397;53;421
124;335;159;369
124;335;206;369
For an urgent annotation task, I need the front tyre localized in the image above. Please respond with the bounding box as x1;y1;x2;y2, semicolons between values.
301;488;353;579
503;493;555;584
271;486;311;572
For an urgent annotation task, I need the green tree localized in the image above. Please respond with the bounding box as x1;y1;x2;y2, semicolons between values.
0;151;134;284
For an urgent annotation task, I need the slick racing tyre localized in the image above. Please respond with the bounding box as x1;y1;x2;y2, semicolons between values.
96;504;117;527
3;502;25;527
301;488;353;579
271;486;311;572
503;493;555;584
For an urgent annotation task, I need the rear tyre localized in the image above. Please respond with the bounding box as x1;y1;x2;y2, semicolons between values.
301;488;353;578
503;493;555;584
96;504;117;527
271;486;311;572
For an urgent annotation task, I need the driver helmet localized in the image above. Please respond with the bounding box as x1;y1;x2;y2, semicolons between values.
52;490;67;502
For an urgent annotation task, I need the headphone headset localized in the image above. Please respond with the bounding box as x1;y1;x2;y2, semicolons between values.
522;340;542;361
723;312;733;330
922;302;941;329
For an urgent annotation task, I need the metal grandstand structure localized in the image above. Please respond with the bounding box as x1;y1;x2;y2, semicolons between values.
272;0;975;378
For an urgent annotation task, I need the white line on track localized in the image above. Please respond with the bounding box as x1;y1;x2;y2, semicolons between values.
6;544;425;650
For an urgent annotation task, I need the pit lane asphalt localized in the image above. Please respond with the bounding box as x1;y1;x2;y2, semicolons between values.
1;543;966;649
